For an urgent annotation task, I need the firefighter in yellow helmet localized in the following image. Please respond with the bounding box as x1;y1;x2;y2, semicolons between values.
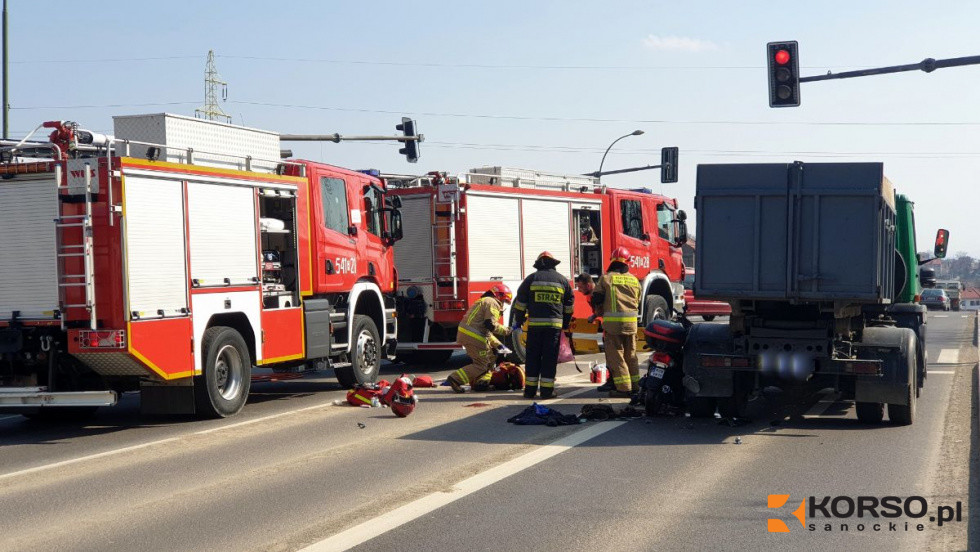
513;251;574;399
590;247;641;398
447;284;513;393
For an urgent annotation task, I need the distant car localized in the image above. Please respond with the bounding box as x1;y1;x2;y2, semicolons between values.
682;270;731;321
920;288;950;311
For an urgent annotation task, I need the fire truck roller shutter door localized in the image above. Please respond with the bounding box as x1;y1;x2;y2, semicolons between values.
124;175;189;318
465;195;522;282
393;196;434;281
186;182;258;287
0;173;61;320
521;199;572;278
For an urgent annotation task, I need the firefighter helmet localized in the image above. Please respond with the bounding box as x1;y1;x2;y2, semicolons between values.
489;283;513;304
610;246;631;265
390;395;417;417
536;251;561;265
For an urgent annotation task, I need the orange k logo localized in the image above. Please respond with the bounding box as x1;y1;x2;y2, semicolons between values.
767;494;806;532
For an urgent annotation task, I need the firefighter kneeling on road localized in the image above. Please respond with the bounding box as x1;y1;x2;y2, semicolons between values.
590;247;641;398
447;284;514;393
513;251;574;399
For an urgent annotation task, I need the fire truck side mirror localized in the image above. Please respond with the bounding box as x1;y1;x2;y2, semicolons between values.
673;211;688;247
390;210;404;242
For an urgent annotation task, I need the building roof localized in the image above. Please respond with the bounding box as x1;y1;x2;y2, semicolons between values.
962;287;980;300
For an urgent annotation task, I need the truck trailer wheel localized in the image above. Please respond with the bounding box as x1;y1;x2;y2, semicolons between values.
335;315;381;389
642;295;670;325
855;402;884;424
888;346;917;426
196;326;252;418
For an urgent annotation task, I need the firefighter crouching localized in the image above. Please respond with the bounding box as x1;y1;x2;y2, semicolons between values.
590;247;641;398
513;251;574;399
447;284;514;393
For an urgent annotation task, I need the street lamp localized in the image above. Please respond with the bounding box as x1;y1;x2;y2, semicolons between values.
597;130;644;183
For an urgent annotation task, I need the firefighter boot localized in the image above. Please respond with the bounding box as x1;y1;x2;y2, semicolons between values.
447;373;466;393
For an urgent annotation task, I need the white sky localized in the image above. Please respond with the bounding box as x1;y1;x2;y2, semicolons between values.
6;1;979;255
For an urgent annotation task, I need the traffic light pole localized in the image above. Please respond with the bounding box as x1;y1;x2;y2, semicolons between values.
800;54;980;83
584;164;661;178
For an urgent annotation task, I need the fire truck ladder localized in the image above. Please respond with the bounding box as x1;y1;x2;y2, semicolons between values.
432;196;459;302
55;164;97;330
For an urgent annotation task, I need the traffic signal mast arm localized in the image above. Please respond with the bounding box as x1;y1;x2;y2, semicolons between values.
799;54;980;83
280;134;423;142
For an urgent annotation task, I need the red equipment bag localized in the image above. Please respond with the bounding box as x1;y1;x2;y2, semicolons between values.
412;375;435;388
346;386;384;407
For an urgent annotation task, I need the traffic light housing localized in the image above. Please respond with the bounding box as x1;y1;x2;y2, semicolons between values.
767;41;800;107
934;228;949;259
660;146;678;183
395;117;422;163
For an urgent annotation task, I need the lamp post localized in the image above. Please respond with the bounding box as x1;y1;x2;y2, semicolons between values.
597;129;644;183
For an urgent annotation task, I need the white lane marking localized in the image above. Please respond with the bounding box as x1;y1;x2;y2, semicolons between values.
962;315;970;318
301;420;627;552
0;400;336;481
933;315;949;318
927;370;956;375
0;437;182;482
936;349;960;364
0;415;22;422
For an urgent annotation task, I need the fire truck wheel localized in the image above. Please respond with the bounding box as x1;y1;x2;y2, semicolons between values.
336;315;381;389
642;295;670;325
196;326;252;418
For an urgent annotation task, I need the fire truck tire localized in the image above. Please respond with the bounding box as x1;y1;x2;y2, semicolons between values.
336;315;381;389
642;295;670;326
196;326;252;418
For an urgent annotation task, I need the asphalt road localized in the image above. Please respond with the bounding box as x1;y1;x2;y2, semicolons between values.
0;314;976;552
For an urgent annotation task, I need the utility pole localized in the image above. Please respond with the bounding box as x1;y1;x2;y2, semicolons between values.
3;0;9;139
194;50;231;124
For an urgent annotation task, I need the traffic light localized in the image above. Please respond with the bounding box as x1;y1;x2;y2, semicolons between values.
395;117;422;163
767;41;800;107
660;146;678;183
934;228;949;259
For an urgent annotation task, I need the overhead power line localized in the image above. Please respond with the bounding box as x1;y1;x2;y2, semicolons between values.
228;100;980;126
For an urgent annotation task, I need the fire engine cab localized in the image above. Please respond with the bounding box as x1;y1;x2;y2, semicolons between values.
389;168;687;364
0;114;402;418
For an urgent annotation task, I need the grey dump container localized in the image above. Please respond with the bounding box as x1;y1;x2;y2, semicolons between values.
695;162;896;304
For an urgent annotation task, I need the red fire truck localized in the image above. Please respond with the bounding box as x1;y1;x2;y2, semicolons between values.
389;168;688;363
0;114;402;418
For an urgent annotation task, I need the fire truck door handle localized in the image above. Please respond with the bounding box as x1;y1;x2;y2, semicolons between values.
658;258;665;271
325;260;335;274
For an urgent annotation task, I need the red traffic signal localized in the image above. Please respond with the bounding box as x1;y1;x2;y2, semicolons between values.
934;228;949;259
767;41;800;107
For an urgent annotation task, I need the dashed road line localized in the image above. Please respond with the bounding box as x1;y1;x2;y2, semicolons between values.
936;349;960;364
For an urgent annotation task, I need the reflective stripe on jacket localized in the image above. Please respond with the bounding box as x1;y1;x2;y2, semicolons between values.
594;271;640;334
513;268;575;330
457;296;510;343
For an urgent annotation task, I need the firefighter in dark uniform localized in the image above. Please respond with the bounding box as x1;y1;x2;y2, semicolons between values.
513;251;574;399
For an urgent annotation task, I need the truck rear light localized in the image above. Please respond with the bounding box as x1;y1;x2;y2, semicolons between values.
79;330;126;349
842;360;882;375
435;300;466;311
